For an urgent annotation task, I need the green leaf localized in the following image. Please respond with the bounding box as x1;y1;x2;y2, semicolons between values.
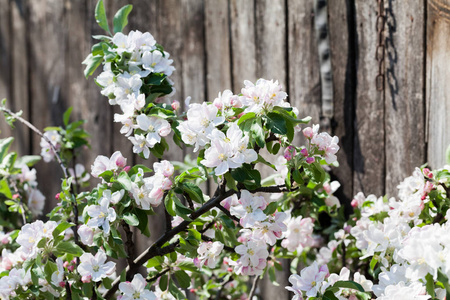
224;172;238;191
250;119;265;148
268;266;279;286
117;171;132;191
52;222;75;239
323;290;339;300
123;211;139;226
0;137;14;161
425;273;435;298
174;270;191;289
437;270;450;300
256;154;277;170
177;261;198;273
165;192;176;217
135;208;150;237
55;241;84;256
237;112;256;126
113;5;133;34
63;107;73;126
159;274;168;290
0;179;12;199
369;256;378;270
181;182;204;204
169;280;186;300
446;144;450;165
272;106;312;124
0;152;16;170
82;54;103;78
95;0;111;34
266;112;287;135
15;155;41;167
263;201;278;215
332;281;365;292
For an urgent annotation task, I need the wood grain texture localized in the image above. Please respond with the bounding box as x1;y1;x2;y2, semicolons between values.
353;0;385;196
230;0;257;89
204;0;232;99
28;0;67;212
328;0;355;204
384;0;426;196
0;0;13;142
427;0;450;169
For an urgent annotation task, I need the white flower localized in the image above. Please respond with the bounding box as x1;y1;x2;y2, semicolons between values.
101;189;125;205
40;130;61;162
142;50;175;76
252;212;287;246
153;160;174;177
91;151;127;178
51;258;65;287
136;115;171;147
196;241;224;269
129;134;152;159
86;197;117;235
114;73;142;103
377;282;430;300
234;237;269;276
281;216;315;253
16;220;57;259
78;224;95;246
241;79;288;114
287;262;328;298
77;249;116;282
26;187;45;216
68;163;90;183
230;190;267;227
119;273;156;300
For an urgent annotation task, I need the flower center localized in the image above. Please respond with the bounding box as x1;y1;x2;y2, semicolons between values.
133;291;141;299
218;153;227;161
93;265;100;272
148;124;155;132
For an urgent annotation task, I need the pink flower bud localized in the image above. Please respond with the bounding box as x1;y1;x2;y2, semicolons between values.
12;194;19;200
63;261;69;268
351;199;359;208
190;289;197;294
162;178;173;190
171;100;180;110
323;182;332;194
283;146;297;161
344;225;352;233
1;236;9;245
55;193;61;200
227;267;233;272
423;168;433;178
300;148;308;157
237;112;245;118
303;127;314;138
123;165;131;172
81;275;91;283
67;264;74;272
424;181;434;193
59;281;66;288
306;157;315;164
115;157;127;168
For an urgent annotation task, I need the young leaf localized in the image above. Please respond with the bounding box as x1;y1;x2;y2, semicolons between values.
0;137;14;161
82;54;103;78
266;112;287;135
95;0;111;34
174;270;191;289
113;5;133;34
123;211;139;226
0;179;12;199
332;281;365;292
63;107;73;126
55;241;84;256
117;171;132;191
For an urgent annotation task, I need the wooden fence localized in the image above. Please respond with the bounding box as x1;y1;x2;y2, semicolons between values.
0;0;449;298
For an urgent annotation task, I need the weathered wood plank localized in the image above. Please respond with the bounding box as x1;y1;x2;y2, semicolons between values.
427;0;450;169
287;0;321;142
0;0;12;142
384;0;426;195
204;0;232;99
28;0;67;212
353;1;385;196
328;1;355;205
230;0;257;89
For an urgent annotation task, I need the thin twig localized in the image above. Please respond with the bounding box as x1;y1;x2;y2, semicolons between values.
121;220;135;277
147;268;170;283
248;275;260;299
103;188;236;299
216;203;239;222
0;106;68;178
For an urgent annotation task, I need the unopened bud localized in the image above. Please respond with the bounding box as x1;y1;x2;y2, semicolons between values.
171;100;180;111
81;275;91;283
306;157;315;164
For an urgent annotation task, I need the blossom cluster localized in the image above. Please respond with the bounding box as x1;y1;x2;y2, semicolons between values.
286;165;450;299
95;31;176;159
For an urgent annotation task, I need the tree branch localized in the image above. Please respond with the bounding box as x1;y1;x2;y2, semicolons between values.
147;267;170;283
215;203;239;222
103;188;236;299
248;275;260;299
121;220;135;278
0;106;68;178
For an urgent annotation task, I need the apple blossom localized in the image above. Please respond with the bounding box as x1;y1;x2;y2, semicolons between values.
77;249;116;282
